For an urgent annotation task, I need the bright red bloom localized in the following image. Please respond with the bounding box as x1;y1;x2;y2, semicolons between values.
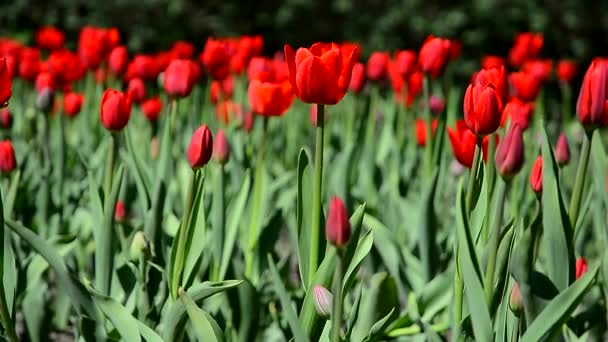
200;38;231;81
18;48;41;82
557;60;577;83
210;75;234;104
523;59;553;83
0;58;12;107
481;55;505;69
394;50;417;78
576;258;588;279
415;118;438;146
576;59;608;128
448;40;462;60
474;66;509;109
187;124;213;169
509;32;543;67
35;72;55;92
36;26;65;51
125;55;159;82
464;82;502;136
366;51;390;81
63;92;84;117
127;78;146;104
325;196;351;248
248;57;276;82
555;133;570;166
47;50;86;87
248;80;294;117
501;98;534;130
429;96;445;114
495;124;525;179
405;71;424;107
0;140;16;173
114;200;126;222
100;89;131;131
418;35;451;78
0;109;11;129
349;62;366;94
509;71;542;102
530;156;543;194
213;129;230;165
163;59;197;98
447;120;498;168
78;26;113;70
284;42;360;105
0;39;22;78
108;46;128;75
170;41;195;60
141;97;162;122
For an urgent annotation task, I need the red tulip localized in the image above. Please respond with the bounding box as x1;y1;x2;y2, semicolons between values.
78;26;112;70
349;62;366;94
200;38;231;81
47;50;86;87
35;26;65;51
447;120;498;168
530;156;543;194
0;39;22;78
0;58;12;107
576;258;588;279
0;109;11;129
125;55;159;82
210;75;234;104
415;118;438;147
522;59;553;83
325;196;351;248
509;71;542;102
495;124;525;179
141;97;162;122
248;80;294;117
429;96;445;114
508;32;543;67
127;78;146;104
18;48;41;82
0;140;16;173
213;129;230;165
170;41;195;60
366;51;390;81
418;35;451;78
187;125;213;169
474;66;508;109
63;92;84;117
248;57;276;83
109;46;129;75
555;133;570;166
284;42;360;105
215;100;241;125
35;72;55;92
481;55;505;69
576;59;608;128
163;59;197;98
404;71;424;108
463;82;501;136
100;89;131;131
557;60;577;83
395;50;417;78
501;99;534;130
114;200;126;222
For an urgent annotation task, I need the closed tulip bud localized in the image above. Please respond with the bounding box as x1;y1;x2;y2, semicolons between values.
418;36;451;78
0;109;11;129
325;197;351;248
508;32;543;67
0;58;12;107
481;55;505;69
509;282;523;317
141;97;162;123
200;38;231;81
163;59;197;98
36;87;55;113
495;124;525;179
576;258;588;279
415;118;438;147
474;66;508;108
313;285;333;319
0;140;16;173
555;133;570;166
109;46;128;75
429;96;445;114
187;125;213;169
522;59;553;83
114;200;126;222
63;92;84;117
213;129;230;164
576;59;608;129
395;50;417;78
557;60;577;83
36;26;65;51
510;71;542;102
284;42;360;105
35;72;55;92
366;51;390;81
100;89;131;132
127;78;146;104
349;63;366;94
129;231;149;261
530;156;543;195
463;83;501;136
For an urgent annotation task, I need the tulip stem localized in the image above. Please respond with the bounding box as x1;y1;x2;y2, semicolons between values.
569;131;592;229
212;163;225;281
41;113;51;235
0;187;18;342
465;140;482;215
103;134;118;201
453;246;463;340
57;109;66;229
330;251;344;342
423;75;433;176
483;178;507;305
137;254;149;322
310;103;325;283
481;135;496;244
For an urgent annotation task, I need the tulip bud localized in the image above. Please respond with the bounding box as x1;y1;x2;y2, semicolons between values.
0;109;11;129
187;125;213;169
213;129;230;165
576;258;588;279
0;140;16;173
463;83;501;136
114;200;126;222
129;231;149;261
63;92;84;117
495;124;525;179
576;59;608;129
100;89;131;132
242;111;254;133
509;282;523;317
429;96;445;115
313;285;333;319
530;156;543;195
555;133;570;166
141;97;162;123
127;78;146;104
325;197;351;248
36;87;55;113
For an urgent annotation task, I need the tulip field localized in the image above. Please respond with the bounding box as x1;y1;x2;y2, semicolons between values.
0;26;608;341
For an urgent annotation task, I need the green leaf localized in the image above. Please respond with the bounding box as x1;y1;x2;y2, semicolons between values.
343;229;373;293
219;175;251;280
521;262;599;342
418;169;440;282
178;287;225;342
297;148;314;288
123;127;152;212
183;170;208;288
350;272;398;342
362;308;396;342
88;287;142;342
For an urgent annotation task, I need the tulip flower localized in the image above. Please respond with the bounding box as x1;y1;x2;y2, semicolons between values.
481;55;505;69
501;99;534;130
530;155;543;195
78;26;113;70
509;71;542;102
210;76;234;104
109;46;129;75
366;51;390;81
313;285;333;319
170;41;195;60
63;92;84;117
187;124;213;169
418;35;451;78
326;197;351;248
47;50;86;88
213;129;230;165
429;96;445;114
576;59;608;128
495;124;524;179
125;55;159;81
508;32;543;67
127;78;146;104
447;120;498;168
100;89;131;131
0;58;12;107
36;26;65;51
163;59;197;98
555;133;570;166
349;63;366;94
509;283;523;317
557;60;577;83
415;118;438;147
141;97;162;123
463;82;501;136
394;50;417;78
36;72;55;92
201;38;231;81
523;59;553;83
284;42;360;105
0;140;16;173
474;66;508;108
0;109;11;129
18;48;41;82
576;258;588;279
114;200;126;222
248;80;294;117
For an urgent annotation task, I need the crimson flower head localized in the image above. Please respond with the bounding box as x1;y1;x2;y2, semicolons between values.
463;82;502;136
429;96;445;114
481;55;505;69
349;62;366;94
108;46;129;75
501;99;534;130
557;60;577;83
170;41;195;60
248;80;294;117
509;32;543;67
523;59;553;83
47;49;86;88
555;133;570;166
210;76;234;104
394;50;417;78
0;109;11;129
127;78;146;104
576;258;588;279
474;66;508;108
366;51;390;81
530;156;543;195
418;35;451;78
0;58;12;108
114;200;126;222
495;124;525;179
187;124;213;169
18;48;41;82
200;38;231;81
163;59;197;98
100;89;131;131
325;196;351;248
125;55;159;82
447;120;498;168
141;97;162;123
509;71;542;102
36;26;65;51
576;59;608;129
0;140;16;173
78;26;113;70
213;129;230;165
63;92;84;117
35;72;55;92
284;42;360;105
415;118;438;147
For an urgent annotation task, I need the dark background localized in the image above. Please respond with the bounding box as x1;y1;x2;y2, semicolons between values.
1;0;607;64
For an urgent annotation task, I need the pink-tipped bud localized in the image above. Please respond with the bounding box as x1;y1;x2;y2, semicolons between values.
313;285;333;319
530;156;543;195
213;129;230;165
495;124;525;179
509;282;523;317
0;109;11;129
325;196;351;248
429;95;445;115
555;133;570;166
576;258;588;279
187;125;213;169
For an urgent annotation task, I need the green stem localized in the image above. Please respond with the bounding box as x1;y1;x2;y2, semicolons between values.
483;178;507;304
103;134;117;200
423;75;433;176
452;247;463;342
330;253;344;342
57;110;66;228
569;131;592;229
0;187;18;342
465;140;482;215
309;103;325;283
245;118;268;280
137;254;149;322
481;135;496;244
212;164;226;280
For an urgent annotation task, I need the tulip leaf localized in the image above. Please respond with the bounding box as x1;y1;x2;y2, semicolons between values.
418;169;440;282
343;229;373;293
124;126;151;211
178;287;225;342
87;286;142;342
350;272;398;342
219;175;251;280
590;130;608;227
297;148;314;288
